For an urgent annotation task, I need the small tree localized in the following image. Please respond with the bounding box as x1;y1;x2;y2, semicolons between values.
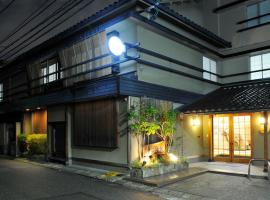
129;101;178;162
156;110;177;153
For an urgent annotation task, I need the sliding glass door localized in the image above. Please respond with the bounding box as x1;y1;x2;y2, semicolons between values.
213;114;252;163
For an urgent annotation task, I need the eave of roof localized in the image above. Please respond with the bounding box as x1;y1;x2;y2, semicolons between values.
1;0;231;71
139;0;231;48
180;80;270;114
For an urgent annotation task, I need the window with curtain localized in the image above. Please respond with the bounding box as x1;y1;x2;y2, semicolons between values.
203;56;217;82
250;53;270;80
247;0;270;28
0;83;3;102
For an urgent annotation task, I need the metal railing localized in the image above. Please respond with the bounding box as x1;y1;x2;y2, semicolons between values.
248;158;270;180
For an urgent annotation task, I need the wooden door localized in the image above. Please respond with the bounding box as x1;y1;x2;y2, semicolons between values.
50;122;66;160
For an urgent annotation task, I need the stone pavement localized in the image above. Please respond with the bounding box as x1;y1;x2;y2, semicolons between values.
165;172;270;200
190;161;267;177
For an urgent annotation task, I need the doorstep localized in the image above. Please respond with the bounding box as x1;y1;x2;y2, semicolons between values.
125;167;208;187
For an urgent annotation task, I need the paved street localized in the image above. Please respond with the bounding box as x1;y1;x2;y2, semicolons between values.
1;158;270;200
0;158;159;200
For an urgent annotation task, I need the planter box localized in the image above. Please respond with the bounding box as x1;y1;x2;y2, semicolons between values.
130;162;188;179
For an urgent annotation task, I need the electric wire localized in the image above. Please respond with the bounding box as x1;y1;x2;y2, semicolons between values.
0;0;16;16
0;0;79;58
0;0;56;46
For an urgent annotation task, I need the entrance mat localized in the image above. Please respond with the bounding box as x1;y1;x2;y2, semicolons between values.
126;167;208;187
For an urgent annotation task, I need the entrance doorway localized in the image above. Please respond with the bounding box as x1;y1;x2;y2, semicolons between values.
49;122;66;162
212;114;252;163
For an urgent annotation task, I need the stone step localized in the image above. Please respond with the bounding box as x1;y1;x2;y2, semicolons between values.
126;167;208;187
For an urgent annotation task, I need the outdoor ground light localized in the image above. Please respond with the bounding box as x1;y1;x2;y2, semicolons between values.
168;153;178;162
108;36;126;56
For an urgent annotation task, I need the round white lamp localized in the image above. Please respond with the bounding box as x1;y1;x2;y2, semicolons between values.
108;36;126;56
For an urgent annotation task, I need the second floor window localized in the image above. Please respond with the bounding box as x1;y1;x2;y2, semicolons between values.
203;56;217;82
247;0;270;28
41;58;59;84
250;53;270;80
0;83;3;102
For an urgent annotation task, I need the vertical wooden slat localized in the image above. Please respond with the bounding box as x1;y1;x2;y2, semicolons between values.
208;115;213;161
73;99;118;148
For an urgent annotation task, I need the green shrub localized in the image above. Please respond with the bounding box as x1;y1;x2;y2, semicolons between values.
26;134;47;155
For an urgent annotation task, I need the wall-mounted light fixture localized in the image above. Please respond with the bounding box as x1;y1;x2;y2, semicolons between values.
25;108;30;112
259;114;268;134
107;31;126;56
36;107;41;110
259;116;265;125
191;116;200;126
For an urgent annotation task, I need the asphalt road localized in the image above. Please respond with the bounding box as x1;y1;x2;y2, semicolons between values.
0;158;160;200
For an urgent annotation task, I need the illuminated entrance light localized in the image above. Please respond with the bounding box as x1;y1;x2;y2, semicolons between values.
259;116;265;124
191;116;200;126
108;36;126;56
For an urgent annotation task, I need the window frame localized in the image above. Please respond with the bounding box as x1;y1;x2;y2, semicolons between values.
40;58;61;84
246;0;270;28
203;56;218;82
250;52;270;80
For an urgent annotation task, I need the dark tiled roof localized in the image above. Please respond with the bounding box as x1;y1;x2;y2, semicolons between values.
180;81;270;114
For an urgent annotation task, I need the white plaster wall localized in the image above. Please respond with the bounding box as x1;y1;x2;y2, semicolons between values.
177;115;208;160
136;25;219;94
252;112;270;159
221;55;250;84
47;106;66;122
218;0;270;49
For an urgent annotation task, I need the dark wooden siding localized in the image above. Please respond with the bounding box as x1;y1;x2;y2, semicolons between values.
73;99;118;148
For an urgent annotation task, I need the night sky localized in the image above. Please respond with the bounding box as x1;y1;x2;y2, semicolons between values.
0;0;114;63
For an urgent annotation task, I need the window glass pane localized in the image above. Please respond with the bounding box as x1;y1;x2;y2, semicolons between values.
211;74;217;82
260;15;270;23
203;72;210;80
247;4;258;18
210;60;217;73
203;57;210;71
260;0;270;15
247;4;259;27
263;70;270;78
250;55;262;71
48;64;56;82
41;68;47;84
251;72;262;80
263;53;270;69
247;19;259;27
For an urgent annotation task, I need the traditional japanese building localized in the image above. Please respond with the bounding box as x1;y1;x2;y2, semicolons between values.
0;0;269;171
